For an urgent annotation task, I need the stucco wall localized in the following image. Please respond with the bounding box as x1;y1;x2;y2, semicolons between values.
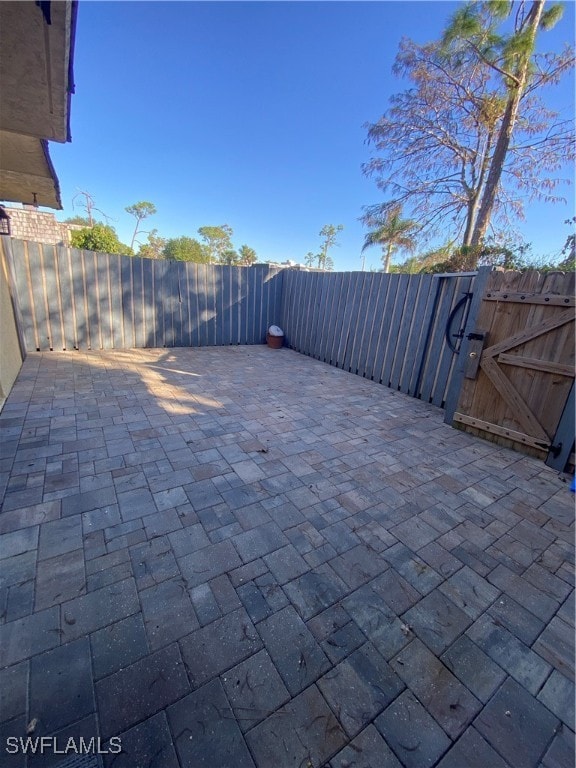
0;237;23;409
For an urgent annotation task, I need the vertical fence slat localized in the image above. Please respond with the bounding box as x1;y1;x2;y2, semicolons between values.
370;275;398;384
325;272;343;365
240;267;249;345
31;242;50;350
67;247;80;350
140;257;154;348
339;272;356;369
93;253;110;349
389;275;420;390
342;273;364;372
431;275;469;407
355;273;378;378
252;266;263;344
400;274;434;394
301;273;315;355
177;261;190;347
314;272;326;358
194;264;205;346
363;274;387;380
290;271;303;351
318;273;336;363
346;272;367;374
420;277;452;402
119;255;134;349
218;265;230;345
130;257;143;348
187;262;200;348
10;240;36;352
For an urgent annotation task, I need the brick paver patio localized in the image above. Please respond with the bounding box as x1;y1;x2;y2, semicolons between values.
0;346;574;768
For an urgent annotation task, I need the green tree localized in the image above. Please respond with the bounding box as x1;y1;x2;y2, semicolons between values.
363;13;573;253
70;224;132;255
305;252;316;268
125;201;157;251
138;229;166;259
198;225;234;264
558;217;576;271
317;224;343;270
238;244;257;266
443;1;572;246
361;206;418;273
163;236;209;263
221;249;240;265
64;215;94;227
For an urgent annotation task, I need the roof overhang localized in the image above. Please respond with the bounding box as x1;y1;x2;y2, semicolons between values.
0;0;77;209
0;131;61;209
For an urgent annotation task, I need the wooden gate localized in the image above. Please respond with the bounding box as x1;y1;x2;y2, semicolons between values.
451;270;575;468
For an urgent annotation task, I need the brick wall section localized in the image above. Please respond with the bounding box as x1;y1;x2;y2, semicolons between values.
4;206;80;245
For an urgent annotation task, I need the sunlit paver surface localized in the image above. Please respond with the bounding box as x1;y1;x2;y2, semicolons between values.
0;347;573;767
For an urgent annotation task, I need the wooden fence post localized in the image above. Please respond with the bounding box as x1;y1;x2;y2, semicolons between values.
443;265;493;425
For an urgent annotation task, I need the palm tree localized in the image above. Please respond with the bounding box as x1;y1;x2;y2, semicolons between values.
362;205;418;273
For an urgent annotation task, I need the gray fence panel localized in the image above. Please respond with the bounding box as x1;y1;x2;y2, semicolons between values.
339;271;356;369
238;269;248;344
362;274;388;380
172;260;183;347
119;255;135;349
402;274;435;395
10;241;35;352
93;252;110;349
326;272;344;365
355;273;379;377
280;270;293;345
419;277;455;403
57;245;76;350
389;275;420;390
350;272;368;375
435;276;467;406
10;241;479;414
27;242;51;350
314;272;329;361
291;271;304;351
105;254;122;349
253;266;264;343
229;266;241;345
185;262;200;348
302;272;316;355
177;261;190;347
219;265;231;345
374;275;403;385
42;244;62;350
193;264;206;346
343;273;365;373
335;272;352;368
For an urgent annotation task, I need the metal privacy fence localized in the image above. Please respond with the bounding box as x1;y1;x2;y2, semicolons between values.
280;269;481;408
3;237;485;411
5;239;284;353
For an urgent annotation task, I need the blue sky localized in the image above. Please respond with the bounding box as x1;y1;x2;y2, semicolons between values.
48;0;575;270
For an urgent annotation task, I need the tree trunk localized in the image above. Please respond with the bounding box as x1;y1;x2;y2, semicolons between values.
471;0;545;246
383;243;393;273
462;195;480;247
